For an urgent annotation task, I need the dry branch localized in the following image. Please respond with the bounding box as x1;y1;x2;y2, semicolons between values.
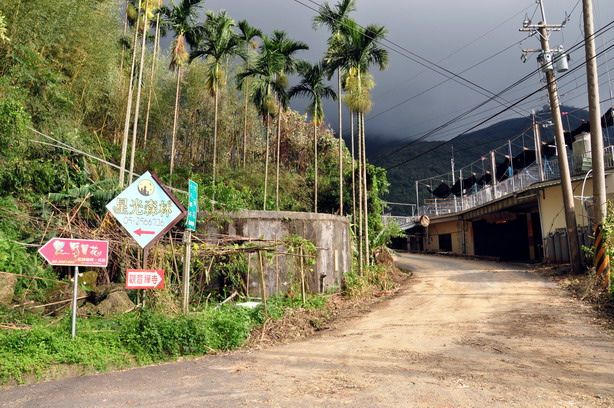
25;295;88;310
0;271;64;284
0;324;32;331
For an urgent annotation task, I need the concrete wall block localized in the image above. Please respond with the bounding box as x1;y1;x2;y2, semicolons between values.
199;210;350;296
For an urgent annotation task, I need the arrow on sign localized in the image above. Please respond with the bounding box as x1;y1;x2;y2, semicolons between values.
126;269;165;290
38;238;109;267
134;228;156;236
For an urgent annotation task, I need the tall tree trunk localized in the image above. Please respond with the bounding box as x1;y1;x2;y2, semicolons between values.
170;68;182;179
213;87;219;195
357;111;363;274
314;120;318;213
263;116;270;210
119;0;129;74
242;86;249;168
350;109;356;231
275;104;282;210
119;22;140;188
128;0;150;185
361;113;370;266
143;12;160;148
338;69;343;215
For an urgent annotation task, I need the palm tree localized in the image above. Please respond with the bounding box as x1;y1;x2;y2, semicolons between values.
328;19;388;268
142;0;165;148
119;0;145;187
264;31;308;210
313;0;356;215
289;61;337;213
236;20;262;168
128;0;156;185
159;0;203;180
237;41;285;210
191;10;241;191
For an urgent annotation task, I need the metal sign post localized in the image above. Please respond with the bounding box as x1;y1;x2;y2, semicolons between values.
71;266;78;339
106;171;186;307
183;180;198;313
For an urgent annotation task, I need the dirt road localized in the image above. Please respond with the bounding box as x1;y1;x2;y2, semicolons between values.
2;253;613;407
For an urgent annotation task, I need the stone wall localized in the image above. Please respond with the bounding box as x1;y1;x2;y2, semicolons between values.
200;210;351;296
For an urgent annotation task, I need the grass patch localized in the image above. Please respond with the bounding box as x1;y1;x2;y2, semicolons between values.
0;294;330;386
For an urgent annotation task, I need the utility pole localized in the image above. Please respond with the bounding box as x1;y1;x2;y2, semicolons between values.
451;146;457;212
582;0;610;288
520;0;583;273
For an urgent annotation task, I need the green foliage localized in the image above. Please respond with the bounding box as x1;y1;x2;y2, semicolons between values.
0;290;333;385
372;220;404;249
0;98;29;156
343;264;392;298
255;293;328;321
598;202;614;293
0;305;260;385
0;0;122;128
0;316;129;384
0;197;58;300
0;237;57;300
44;179;120;221
119;307;252;362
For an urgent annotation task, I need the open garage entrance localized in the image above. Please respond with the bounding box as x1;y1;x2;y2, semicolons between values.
472;211;542;261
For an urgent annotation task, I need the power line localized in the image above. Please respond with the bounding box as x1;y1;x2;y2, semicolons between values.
384;40;614;171
391;37;614;145
374;19;614;166
292;0;531;116
365;38;530;125
371;4;534;100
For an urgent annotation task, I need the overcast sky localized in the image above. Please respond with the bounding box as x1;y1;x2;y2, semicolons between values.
200;0;614;144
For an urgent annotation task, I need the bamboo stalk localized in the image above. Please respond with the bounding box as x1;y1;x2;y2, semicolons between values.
213;290;238;310
25;295;88;310
258;251;267;313
246;253;251;299
300;248;306;306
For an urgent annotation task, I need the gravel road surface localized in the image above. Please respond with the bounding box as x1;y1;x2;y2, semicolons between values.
2;253;613;407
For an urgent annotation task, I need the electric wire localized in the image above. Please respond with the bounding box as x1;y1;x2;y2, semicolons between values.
292;0;535;116
372;3;534;100
27;128;189;195
384;40;614;171
374;19;614;166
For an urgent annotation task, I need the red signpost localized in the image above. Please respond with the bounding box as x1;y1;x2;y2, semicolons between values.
38;238;110;339
38;238;109;267
125;269;165;290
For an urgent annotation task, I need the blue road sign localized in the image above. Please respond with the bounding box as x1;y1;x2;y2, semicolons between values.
186;179;198;231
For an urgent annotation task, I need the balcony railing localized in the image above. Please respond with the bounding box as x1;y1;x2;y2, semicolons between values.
418;146;614;218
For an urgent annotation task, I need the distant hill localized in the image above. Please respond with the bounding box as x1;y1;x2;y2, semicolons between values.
365;106;589;215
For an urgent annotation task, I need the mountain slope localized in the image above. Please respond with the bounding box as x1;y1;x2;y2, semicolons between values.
368;106;589;214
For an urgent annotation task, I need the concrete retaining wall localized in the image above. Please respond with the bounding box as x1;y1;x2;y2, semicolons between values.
199;210;351;296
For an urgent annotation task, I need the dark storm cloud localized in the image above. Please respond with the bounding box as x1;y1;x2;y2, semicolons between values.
198;0;614;142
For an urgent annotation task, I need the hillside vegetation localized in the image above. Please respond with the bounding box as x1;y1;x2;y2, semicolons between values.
0;0;405;385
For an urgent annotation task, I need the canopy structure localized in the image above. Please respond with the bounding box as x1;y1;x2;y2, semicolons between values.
419;107;614;202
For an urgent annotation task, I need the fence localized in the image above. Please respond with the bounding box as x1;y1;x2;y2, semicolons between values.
418;146;614;217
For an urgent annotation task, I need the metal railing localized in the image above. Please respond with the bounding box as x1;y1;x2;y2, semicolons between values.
418;146;614;217
381;215;420;230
